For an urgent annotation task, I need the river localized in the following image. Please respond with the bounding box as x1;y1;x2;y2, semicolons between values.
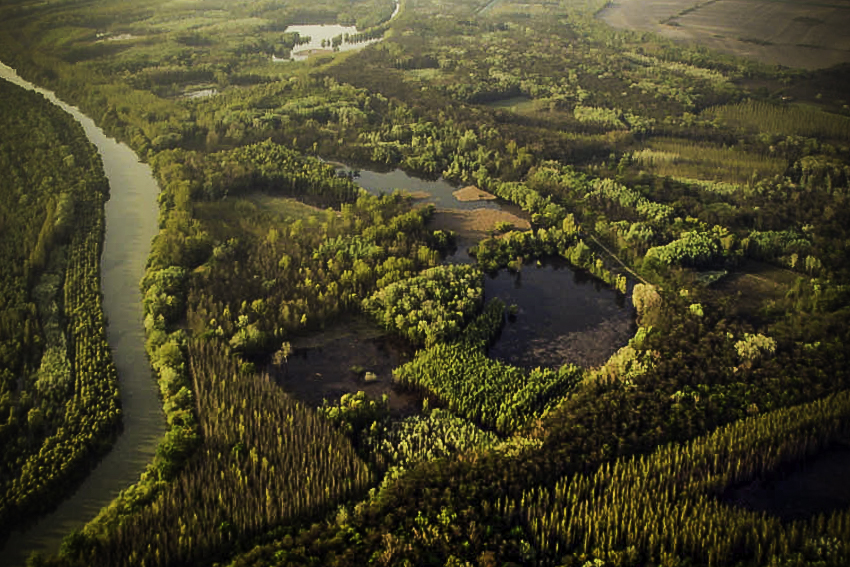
0;63;165;566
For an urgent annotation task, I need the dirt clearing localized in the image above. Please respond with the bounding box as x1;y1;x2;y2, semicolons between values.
453;186;498;202
430;207;531;243
598;0;850;69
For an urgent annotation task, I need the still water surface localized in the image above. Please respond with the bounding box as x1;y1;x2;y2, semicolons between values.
724;447;850;521
275;319;420;416
275;1;400;61
0;62;164;566
486;260;634;369
351;167;635;369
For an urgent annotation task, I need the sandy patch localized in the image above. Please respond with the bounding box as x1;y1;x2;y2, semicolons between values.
430;207;530;242
453;186;498;202
407;190;432;200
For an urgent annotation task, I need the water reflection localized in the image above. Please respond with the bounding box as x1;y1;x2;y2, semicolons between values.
345;166;530;261
275;1;400;62
352;167;503;210
486;259;635;369
347;165;636;369
276;24;382;61
724;447;850;521
273;320;420;416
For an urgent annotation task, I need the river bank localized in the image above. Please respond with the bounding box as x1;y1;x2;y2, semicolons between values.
0;62;165;566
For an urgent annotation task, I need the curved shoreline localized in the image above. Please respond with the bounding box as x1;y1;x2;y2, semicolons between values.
0;62;165;566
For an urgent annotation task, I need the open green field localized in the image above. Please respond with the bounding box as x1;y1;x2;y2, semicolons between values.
194;193;325;242
716;260;801;315
599;0;850;69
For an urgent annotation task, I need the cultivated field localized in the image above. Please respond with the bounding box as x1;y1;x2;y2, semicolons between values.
598;0;850;69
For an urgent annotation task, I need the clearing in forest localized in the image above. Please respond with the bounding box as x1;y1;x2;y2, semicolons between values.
599;0;850;69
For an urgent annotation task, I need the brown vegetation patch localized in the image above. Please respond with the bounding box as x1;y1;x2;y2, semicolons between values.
294;48;334;58
430;207;530;242
716;261;799;314
407;190;432;200
453;185;498;202
598;0;850;69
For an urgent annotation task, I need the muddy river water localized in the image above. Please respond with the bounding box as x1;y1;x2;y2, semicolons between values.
0;62;165;566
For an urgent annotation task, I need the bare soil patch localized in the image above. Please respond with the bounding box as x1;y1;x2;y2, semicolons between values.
430;207;531;243
599;0;850;69
453;186;498;202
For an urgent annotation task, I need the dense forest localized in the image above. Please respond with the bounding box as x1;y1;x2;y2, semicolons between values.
1;0;850;565
0;80;119;537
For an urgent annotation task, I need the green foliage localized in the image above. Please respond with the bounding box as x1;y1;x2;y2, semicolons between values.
173;140;362;206
5;0;850;564
573;105;627;129
394;300;584;434
188;190;438;356
62;341;372;567
318;390;389;438
746;230;811;263
708;100;850;141
587;337;656;387
644;138;787;186
734;333;777;364
472;226;575;272
645;230;725;269
521;390;850;565
586;178;674;224
0;79;120;536
365;408;499;471
362;264;484;346
141;266;187;325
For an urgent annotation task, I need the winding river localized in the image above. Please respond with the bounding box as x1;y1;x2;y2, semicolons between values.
0;62;165;566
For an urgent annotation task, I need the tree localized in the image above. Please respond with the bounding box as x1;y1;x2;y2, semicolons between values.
632;283;662;327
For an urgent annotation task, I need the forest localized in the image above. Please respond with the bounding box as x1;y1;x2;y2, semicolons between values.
0;78;119;538
1;0;849;565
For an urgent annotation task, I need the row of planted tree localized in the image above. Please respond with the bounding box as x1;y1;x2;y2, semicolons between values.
46;122;850;566
2;0;850;564
0;80;121;539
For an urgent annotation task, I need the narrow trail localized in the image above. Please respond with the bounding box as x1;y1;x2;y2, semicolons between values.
587;233;650;285
476;0;504;16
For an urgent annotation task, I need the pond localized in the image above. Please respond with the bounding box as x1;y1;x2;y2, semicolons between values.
271;318;420;416
275;1;400;62
486;259;634;369
348;165;636;369
274;24;382;61
723;445;850;521
342;166;530;262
